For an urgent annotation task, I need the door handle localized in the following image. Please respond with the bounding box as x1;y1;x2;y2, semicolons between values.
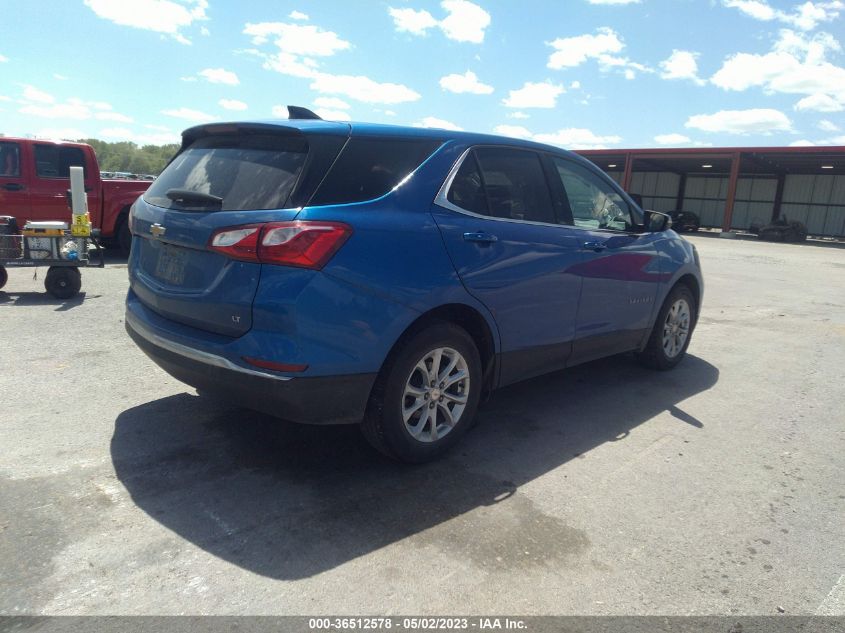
463;231;498;244
3;183;24;192
583;240;607;252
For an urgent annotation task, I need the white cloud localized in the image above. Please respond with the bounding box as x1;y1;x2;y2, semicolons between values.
219;99;248;111
440;0;491;43
415;117;463;131
819;119;841;131
502;81;564;108
587;0;640;3
100;127;180;145
534;128;622;149
36;127;88;141
198;68;240;85
711;30;845;111
660;50;705;85
388;1;491;43
309;73;420;104
289;10;309;21
654;133;693;145
244;22;351;56
790;139;816;146
83;0;208;44
161;107;218;123
0;54;7;62
53;73;68;80
508;111;530;119
493;124;533;139
313;97;351;110
388;7;439;34
722;0;844;31
23;85;55;104
18;88;133;123
547;27;652;78
314;109;351;121
685;108;793;134
493;124;621;149
247;21;419;105
795;93;844;111
439;70;494;94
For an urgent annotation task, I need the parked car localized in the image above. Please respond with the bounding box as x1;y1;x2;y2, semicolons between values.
0;138;150;255
125;110;703;462
668;210;700;232
750;216;808;242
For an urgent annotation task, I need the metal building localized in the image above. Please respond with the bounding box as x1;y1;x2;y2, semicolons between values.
576;146;845;238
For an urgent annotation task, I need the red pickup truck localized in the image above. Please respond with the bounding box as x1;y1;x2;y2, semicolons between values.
0;137;151;254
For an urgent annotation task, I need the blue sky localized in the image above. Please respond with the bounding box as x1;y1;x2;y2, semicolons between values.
1;0;844;149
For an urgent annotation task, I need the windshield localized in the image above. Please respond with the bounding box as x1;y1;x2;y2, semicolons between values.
144;134;308;211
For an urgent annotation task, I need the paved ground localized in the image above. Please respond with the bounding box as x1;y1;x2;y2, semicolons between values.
0;235;843;616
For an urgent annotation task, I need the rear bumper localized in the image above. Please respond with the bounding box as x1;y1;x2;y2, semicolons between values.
125;305;376;425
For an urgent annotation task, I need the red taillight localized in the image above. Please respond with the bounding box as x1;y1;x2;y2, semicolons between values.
209;221;352;269
242;357;308;373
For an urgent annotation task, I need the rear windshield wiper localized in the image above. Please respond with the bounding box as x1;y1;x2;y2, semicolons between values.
165;188;223;209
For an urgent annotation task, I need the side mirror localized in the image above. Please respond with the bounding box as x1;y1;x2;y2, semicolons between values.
645;210;672;232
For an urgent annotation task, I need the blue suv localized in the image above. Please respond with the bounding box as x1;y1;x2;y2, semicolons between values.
126;108;702;462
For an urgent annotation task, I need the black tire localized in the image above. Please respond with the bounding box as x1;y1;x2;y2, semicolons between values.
44;266;81;299
117;216;132;257
361;322;482;463
0;266;7;290
637;284;696;370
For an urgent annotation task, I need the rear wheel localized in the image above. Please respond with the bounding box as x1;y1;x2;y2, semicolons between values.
0;266;7;290
44;266;81;299
362;322;482;462
637;284;695;370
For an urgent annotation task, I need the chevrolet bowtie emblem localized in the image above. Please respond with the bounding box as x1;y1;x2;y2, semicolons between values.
150;223;166;238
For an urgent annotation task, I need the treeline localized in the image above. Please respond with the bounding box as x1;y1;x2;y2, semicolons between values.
78;138;180;176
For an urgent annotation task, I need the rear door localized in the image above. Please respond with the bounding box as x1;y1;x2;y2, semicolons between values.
0;141;30;221
432;146;583;385
549;156;662;365
129;128;343;337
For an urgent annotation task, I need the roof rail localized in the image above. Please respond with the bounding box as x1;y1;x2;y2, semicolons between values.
286;106;323;120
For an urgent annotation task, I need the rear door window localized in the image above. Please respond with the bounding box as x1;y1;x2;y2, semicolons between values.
144;134;308;211
33;145;85;178
473;148;556;224
309;137;442;206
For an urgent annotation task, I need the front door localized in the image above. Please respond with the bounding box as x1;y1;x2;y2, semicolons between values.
431;146;583;385
549;156;663;365
0;141;31;222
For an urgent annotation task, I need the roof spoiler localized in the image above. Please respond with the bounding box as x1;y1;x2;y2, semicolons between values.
286;106;322;120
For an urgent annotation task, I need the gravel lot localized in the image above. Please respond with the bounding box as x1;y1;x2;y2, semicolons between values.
1;235;843;616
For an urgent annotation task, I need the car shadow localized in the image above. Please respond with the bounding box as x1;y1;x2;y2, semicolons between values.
0;291;91;310
111;353;718;580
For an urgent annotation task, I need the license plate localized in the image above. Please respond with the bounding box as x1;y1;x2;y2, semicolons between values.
154;245;187;285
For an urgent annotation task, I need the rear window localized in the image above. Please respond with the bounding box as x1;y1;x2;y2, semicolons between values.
309;137;442;206
144;134;307;211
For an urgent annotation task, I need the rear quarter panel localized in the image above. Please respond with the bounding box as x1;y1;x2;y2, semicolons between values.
101;180;150;236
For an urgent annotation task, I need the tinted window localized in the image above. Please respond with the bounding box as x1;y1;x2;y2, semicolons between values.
552;157;632;231
144;134;307;211
0;142;21;177
34;145;85;178
474;148;555;224
310;137;442;206
446;152;488;215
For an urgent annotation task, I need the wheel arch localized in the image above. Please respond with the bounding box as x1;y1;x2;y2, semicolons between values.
375;303;499;400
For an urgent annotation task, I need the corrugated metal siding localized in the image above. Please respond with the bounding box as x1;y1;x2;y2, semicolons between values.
783;175;845;236
628;171;680;213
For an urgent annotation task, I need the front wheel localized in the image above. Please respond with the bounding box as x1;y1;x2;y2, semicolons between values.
44;266;81;299
362;322;482;462
117;217;132;257
637;284;696;370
